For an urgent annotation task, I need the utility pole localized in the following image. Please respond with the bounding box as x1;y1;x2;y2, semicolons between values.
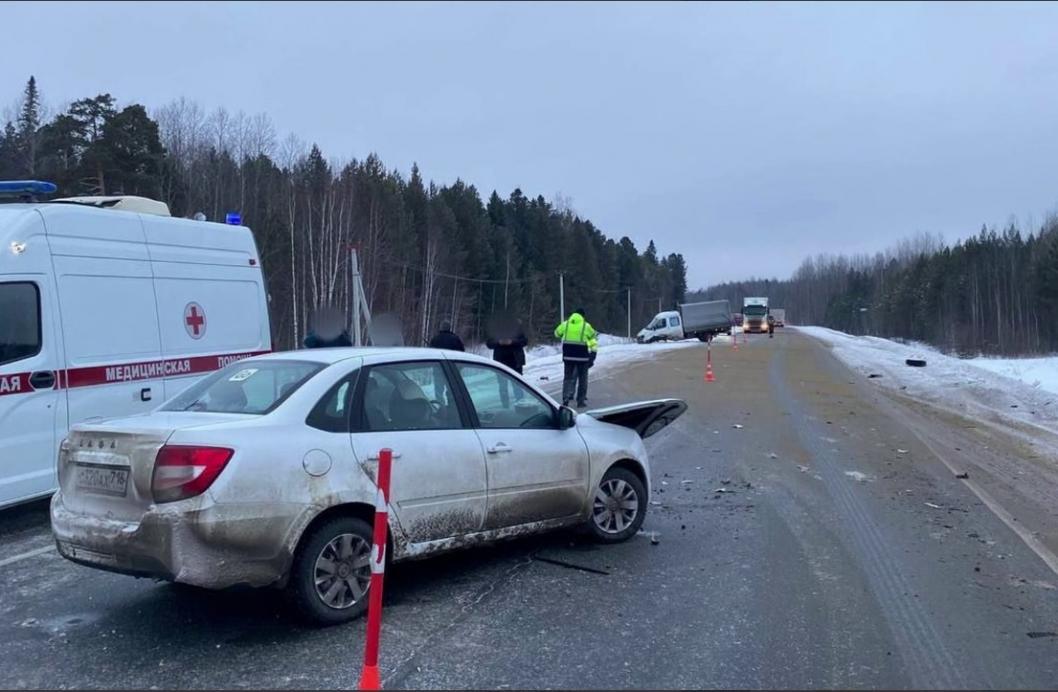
351;247;362;347
627;287;632;339
350;247;373;346
559;272;565;323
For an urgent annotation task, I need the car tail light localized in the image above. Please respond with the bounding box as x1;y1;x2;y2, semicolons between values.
152;445;234;503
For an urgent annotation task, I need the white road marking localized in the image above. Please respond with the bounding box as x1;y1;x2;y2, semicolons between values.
0;544;55;568
914;433;1058;578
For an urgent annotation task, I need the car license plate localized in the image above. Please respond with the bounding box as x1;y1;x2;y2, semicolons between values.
75;464;129;497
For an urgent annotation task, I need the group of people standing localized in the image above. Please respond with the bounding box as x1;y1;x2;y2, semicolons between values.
428;309;598;409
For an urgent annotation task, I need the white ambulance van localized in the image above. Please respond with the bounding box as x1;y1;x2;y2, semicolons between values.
0;182;271;508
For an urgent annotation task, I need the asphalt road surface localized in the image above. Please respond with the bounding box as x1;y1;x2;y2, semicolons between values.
3;330;1058;689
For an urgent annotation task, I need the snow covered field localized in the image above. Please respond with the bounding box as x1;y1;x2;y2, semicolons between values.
472;334;703;392
963;356;1058;397
797;326;1058;449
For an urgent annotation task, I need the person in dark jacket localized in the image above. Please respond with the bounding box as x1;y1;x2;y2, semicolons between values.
304;306;353;349
303;329;353;348
487;323;528;407
429;322;465;351
486;327;528;374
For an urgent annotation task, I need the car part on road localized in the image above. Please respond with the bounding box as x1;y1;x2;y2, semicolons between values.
288;516;374;625
905;358;927;367
589;467;647;542
532;554;611;576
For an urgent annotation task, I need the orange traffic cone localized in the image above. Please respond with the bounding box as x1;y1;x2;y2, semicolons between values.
705;346;716;382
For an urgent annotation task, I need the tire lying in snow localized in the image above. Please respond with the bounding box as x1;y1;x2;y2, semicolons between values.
587;467;647;543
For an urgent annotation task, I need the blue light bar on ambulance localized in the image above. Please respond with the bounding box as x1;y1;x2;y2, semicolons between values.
225;212;241;225
0;180;57;196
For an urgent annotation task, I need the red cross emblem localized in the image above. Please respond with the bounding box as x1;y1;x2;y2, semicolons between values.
184;302;206;339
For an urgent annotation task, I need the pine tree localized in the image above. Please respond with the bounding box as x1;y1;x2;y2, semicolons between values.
16;76;41;175
0;122;18;178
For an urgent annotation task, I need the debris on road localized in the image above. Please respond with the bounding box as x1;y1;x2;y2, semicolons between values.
925;502;943;509
868;373;882;379
905;358;927;367
768;453;778;459
681;480;693;485
845;471;869;482
955;471;970;479
798;465;810;473
721;479;731;485
733;424;744;429
896;449;909;454
650;500;663;506
533;555;611;576
714;487;734;493
1026;632;1058;639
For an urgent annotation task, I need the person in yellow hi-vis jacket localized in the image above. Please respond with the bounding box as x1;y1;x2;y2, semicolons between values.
554;307;597;408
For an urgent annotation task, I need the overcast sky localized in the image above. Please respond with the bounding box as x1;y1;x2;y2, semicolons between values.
4;1;1058;288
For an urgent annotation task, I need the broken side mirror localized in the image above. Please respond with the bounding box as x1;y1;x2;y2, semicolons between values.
558;406;577;430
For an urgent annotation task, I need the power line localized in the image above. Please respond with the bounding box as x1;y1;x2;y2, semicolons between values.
379;257;537;285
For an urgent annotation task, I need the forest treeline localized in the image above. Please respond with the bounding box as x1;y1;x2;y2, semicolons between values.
696;223;1058;356
0;76;688;349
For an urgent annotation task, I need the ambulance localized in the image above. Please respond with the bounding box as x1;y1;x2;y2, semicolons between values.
0;181;271;508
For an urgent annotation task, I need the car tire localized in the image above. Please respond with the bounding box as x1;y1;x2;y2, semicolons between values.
288;516;375;626
587;466;647;543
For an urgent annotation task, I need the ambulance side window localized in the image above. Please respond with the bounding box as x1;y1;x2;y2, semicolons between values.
0;283;41;366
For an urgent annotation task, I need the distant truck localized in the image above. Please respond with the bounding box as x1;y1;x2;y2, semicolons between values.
771;308;786;328
637;300;731;343
742;297;771;335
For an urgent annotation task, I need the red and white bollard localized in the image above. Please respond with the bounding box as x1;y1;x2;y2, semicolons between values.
359;448;393;691
704;339;716;382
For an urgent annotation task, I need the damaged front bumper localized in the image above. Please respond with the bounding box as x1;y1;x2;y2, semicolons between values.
50;492;304;589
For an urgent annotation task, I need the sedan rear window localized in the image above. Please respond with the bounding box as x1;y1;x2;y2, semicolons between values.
163;360;323;414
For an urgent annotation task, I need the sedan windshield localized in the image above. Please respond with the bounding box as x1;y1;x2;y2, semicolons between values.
163;360;323;414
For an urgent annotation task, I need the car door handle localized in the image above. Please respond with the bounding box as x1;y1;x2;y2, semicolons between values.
487;443;513;454
29;370;56;390
367;452;401;461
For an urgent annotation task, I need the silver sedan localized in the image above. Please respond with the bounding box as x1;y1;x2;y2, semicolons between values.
51;348;685;624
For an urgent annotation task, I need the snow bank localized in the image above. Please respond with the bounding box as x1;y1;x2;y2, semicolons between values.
472;333;701;391
965;356;1058;397
796;326;1058;441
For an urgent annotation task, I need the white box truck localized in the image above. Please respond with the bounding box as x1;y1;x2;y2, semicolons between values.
637;300;731;343
0;183;271;508
743;297;770;335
